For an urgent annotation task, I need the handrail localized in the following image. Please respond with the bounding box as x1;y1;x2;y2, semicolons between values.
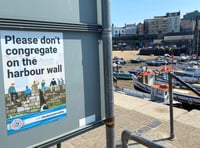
171;73;200;96
121;130;165;148
121;72;200;148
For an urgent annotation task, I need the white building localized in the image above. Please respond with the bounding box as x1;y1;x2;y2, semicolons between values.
113;26;126;36
112;24;137;37
166;12;181;33
145;11;181;35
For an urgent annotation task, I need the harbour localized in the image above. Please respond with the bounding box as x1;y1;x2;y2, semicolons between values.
112;50;167;90
112;50;200;110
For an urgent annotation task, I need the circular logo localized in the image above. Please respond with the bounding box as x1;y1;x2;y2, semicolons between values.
10;119;23;130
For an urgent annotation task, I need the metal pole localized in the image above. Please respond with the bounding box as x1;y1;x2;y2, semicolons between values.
121;130;164;148
172;73;200;96
197;26;199;58
195;16;199;58
168;72;174;139
57;143;61;148
101;0;115;148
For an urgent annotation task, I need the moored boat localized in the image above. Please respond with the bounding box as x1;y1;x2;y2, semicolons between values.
133;69;200;109
174;66;200;83
130;57;146;63
128;66;147;75
113;72;133;80
146;60;162;66
151;83;171;104
132;70;155;93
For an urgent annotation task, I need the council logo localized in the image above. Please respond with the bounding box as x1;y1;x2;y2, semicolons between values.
10;119;23;130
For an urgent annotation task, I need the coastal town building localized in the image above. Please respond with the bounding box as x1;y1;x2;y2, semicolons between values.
112;11;199;51
180;19;194;32
144;12;180;35
112;24;137;37
112;26;126;37
166;12;181;33
183;10;200;20
144;16;168;35
112;11;200;36
137;23;144;35
180;11;200;32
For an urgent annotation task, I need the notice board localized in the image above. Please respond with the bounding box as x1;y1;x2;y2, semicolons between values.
0;0;106;147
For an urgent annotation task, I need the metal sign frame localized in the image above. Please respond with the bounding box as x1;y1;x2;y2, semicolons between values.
0;0;114;147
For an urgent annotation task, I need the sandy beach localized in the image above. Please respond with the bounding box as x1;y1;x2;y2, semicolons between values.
112;50;159;90
112;50;155;61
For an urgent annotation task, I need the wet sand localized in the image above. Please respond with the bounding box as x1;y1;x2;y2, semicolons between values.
112;50;155;61
112;50;163;90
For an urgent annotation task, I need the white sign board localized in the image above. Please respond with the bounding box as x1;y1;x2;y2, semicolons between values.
0;30;67;135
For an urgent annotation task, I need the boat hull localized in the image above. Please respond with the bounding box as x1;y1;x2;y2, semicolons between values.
133;75;200;108
113;72;133;80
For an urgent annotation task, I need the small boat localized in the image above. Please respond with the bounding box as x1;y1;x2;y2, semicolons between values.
113;56;126;65
132;72;179;105
132;69;200;109
151;83;174;104
112;64;121;72
155;66;200;90
128;69;144;75
128;66;147;75
155;66;174;83
155;56;168;65
132;70;155;93
146;60;162;66
177;54;190;62
174;66;200;78
130;59;141;63
113;72;133;80
130;57;146;63
151;83;181;106
173;65;200;84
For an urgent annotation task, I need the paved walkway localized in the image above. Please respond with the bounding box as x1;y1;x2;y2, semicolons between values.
51;92;200;148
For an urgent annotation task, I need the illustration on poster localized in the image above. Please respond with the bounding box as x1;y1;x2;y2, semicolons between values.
1;31;66;136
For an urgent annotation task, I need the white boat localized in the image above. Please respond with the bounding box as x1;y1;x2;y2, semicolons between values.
174;64;200;77
150;83;170;104
133;69;200;109
156;66;200;87
173;65;200;84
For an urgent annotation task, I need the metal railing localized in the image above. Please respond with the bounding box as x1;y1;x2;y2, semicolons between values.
121;72;200;147
170;72;200;96
121;130;165;148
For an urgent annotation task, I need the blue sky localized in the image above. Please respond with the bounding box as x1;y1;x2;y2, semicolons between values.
111;0;200;26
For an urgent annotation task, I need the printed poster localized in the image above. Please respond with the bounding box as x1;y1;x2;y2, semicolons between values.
0;30;67;135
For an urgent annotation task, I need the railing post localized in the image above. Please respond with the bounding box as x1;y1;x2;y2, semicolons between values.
57;143;61;148
121;130;130;148
121;130;165;148
102;0;115;147
168;72;174;139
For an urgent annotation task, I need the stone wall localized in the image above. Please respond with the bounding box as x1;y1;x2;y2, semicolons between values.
5;85;66;118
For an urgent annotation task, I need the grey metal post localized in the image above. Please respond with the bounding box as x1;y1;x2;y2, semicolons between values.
168;72;174;139
121;130;164;148
101;0;115;148
57;143;61;148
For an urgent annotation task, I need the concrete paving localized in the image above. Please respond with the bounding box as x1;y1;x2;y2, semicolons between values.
51;92;200;148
